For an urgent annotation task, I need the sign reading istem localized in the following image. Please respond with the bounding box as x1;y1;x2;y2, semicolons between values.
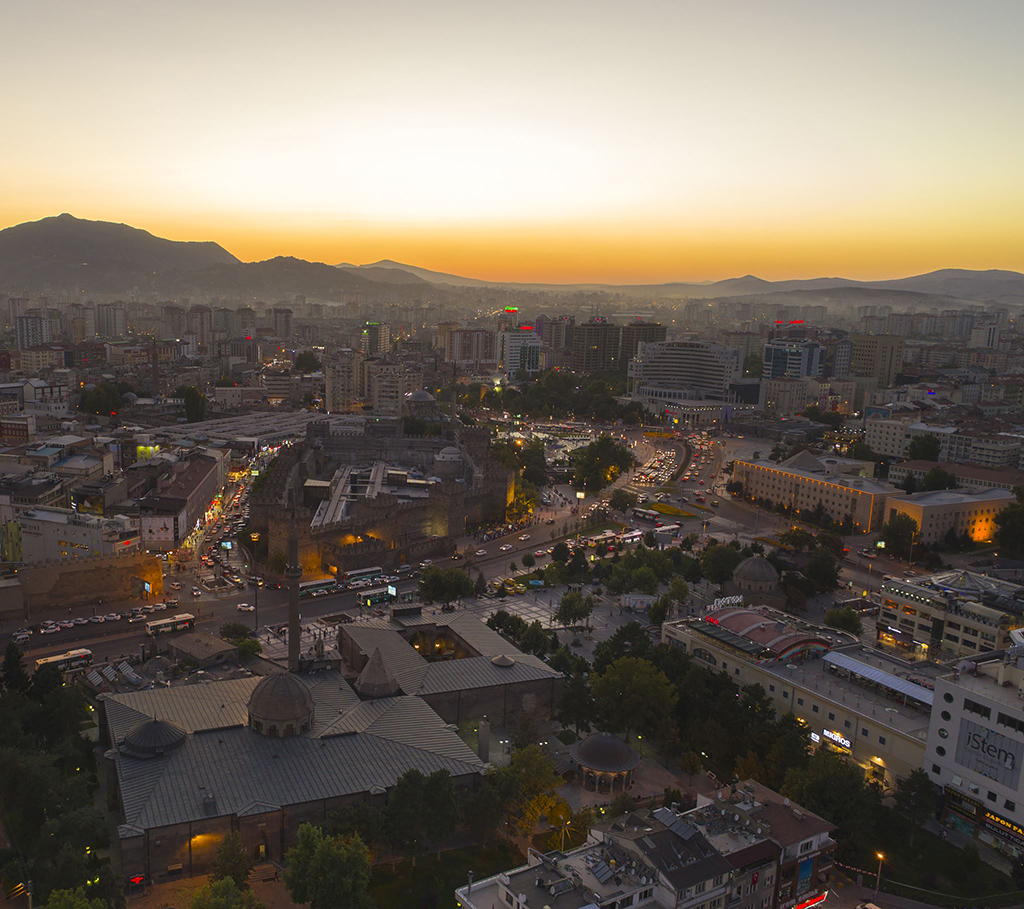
955;719;1023;789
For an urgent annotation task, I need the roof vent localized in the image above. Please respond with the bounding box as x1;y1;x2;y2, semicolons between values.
492;654;516;667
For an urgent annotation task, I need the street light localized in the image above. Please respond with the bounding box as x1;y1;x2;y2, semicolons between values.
250;533;261;633
874;852;884;897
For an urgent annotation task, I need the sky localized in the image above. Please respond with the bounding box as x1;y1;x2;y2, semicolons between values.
2;0;1023;283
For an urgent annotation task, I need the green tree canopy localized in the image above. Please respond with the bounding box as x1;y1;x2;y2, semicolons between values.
189;878;265;909
592;656;678;741
570;436;634;493
294;351;321;372
211;831;253;890
557;672;595;735
2;641;30;693
922;466;958;491
283;824;374;909
996;486;1024;556
907;433;941;462
879;512;919;560
609;489;638;512
699;544;744;586
824;607;862;635
805;546;840;593
41;888;109;909
417;566;473;606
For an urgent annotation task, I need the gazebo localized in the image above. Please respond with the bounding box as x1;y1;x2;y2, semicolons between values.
569;733;641;793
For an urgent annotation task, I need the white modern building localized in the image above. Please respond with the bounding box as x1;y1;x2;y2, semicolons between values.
627;340;741;402
497;327;542;378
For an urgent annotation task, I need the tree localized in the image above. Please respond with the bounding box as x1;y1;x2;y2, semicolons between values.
996;486;1024;557
824;608;862;635
212;831;253;890
190;878;265;909
592;656;678;741
633;565;658;595
879;512;919;560
742;353;762;378
325;802;387;858
555;591;595;629
500;745;564;836
801;405;843;430
294;351;321;372
177;385;207;423
283;824;373;909
551;541;571;563
570;437;634;492
679;751;702;785
42;889;109;909
851;441;878;461
219;622;253;642
922;466;958;491
609;489;638;512
522;552;536;569
422;769;460;860
417;566;473;607
907;433;941;462
462;779;506;846
699;544;743;587
894;768;938;842
648;595;671;627
779;528;816;553
805;546;840;593
593;622;651;674
384;769;427;865
557;672;595;735
474;571;487;596
667;577;689;611
509;561;518;574
2;641;30;693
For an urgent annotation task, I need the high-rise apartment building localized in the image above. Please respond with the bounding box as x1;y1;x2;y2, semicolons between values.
435;321;460;356
367;361;421;416
571;317;620;373
188;305;213;349
236;306;256;335
618;320;667;367
213;307;237;337
537;315;575;350
272;307;293;339
850;334;905;387
497;327;542;378
762;338;824;379
161;304;187;338
95;303;126;339
16;313;56;350
324;349;363;413
445;329;497;367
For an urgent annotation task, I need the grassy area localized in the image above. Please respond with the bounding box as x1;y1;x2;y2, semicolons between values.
870;811;1018;905
555;728;577;745
370;841;525;909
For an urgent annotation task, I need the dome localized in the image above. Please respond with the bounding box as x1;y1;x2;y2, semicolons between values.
121;391;137;404
733;556;779;584
569;733;641;774
121;718;187;758
247;673;314;736
438;446;462;459
406;390;435;402
491;654;515;667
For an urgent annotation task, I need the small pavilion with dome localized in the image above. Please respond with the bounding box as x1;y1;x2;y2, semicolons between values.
568;733;641;793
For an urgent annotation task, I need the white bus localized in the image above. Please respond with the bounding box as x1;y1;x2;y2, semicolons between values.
34;648;93;673
145;613;196;636
341;566;384;586
587;531;618;548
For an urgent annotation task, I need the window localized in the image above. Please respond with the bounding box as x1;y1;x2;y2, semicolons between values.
988;791;997;802
505;892;514;906
997;712;1024;735
797;697;804;706
710;900;721;909
828;712;835;721
944;692;954;704
769;684;776;693
879;735;887;745
783;691;789;699
937;745;947;756
696;882;706;894
735;668;740;676
861;727;869;737
812;704;819;714
799;840;814;853
965;699;992;720
845;720;852;729
639;889;653;902
941;711;952;722
1008;800;1017;812
932;763;941;774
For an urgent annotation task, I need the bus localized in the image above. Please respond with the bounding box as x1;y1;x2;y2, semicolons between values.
633;508;661;524
359;586;395;608
146;614;196;636
340;566;384;586
587;531;618;548
299;579;340;599
35;648;93;673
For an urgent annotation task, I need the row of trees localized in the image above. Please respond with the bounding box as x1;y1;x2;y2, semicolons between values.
480;370;644;424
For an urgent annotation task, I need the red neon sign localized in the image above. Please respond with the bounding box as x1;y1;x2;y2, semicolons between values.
705;616;719;625
790;319;804;324
520;325;534;330
793;894;828;909
128;875;145;885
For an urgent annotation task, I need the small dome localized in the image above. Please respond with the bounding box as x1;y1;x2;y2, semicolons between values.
247;673;314;736
733;556;779;584
491;654;516;667
121;718;187;758
406;390;435;402
438;446;462;458
569;733;640;774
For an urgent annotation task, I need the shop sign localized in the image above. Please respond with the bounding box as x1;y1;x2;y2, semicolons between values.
983;811;1024;849
944;786;981;820
822;729;851;749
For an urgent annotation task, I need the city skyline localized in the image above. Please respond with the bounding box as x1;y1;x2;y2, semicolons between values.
3;0;1023;283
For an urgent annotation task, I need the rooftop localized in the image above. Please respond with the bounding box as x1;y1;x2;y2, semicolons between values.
894;487;1014;508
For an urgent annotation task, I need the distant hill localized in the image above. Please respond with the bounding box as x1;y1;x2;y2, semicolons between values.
864;269;1024;303
174;256;375;297
340;259;491;288
0;213;238;290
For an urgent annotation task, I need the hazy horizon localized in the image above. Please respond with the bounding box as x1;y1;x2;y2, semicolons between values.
3;0;1023;283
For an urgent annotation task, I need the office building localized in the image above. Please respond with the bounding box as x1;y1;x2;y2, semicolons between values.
213;307;236;336
884;488;1013;547
762;339;824;379
850;334;905;386
497;326;542;378
96;303;127;339
759;378;809;417
17;506;138;562
445;328;497;368
360;321;391;357
822;337;853;379
969;324;999;349
888;461;1024;493
188;305;213;349
161;304;187;338
731;450;900;532
926;647;1024;858
272;307;293;339
571;317;620;373
619;320;667;367
628;340;741;401
236;306;256;335
538;315;575;350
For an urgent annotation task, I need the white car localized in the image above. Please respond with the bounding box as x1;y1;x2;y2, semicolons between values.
88;615;105;623
73;617;89;625
152;602;168;611
192;587;202;597
518;534;530;541
475;549;487;557
499;544;513;552
39;624;60;634
105;613;121;621
237;603;255;612
59;620;75;629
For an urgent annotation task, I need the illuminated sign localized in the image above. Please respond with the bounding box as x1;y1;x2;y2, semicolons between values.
128;875;145;885
822;729;851;749
504;306;519;313
387;584;397;596
793;895;827;909
221;541;233;550
810;732;821;743
984;811;1024;849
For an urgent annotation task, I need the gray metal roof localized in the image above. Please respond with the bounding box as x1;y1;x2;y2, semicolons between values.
418;655;558;695
823;651;934;705
114;691;484;833
343;625;429;692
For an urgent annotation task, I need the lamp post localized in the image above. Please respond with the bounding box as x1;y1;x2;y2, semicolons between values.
874;852;884;897
250;532;260;633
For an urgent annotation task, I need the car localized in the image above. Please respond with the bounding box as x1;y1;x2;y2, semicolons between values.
711;500;720;507
699;479;705;485
499;544;513;552
383;575;400;583
59;620;75;629
475;549;487;557
12;631;30;644
237;603;255;612
534;550;547;558
419;559;433;569
128;615;147;624
170;581;182;590
191;586;202;596
451;551;463;560
139;605;155;614
88;615;105;623
39;624;60;634
72;617;89;625
152;602;168;611
105;613;121;621
518;533;530;541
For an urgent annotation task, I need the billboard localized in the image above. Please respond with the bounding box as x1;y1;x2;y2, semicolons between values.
955;718;1024;789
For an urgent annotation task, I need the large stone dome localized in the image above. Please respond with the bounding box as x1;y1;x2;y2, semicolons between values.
247;673;314;737
733;556;779;584
120;718;187;759
406;389;435;402
569;733;641;774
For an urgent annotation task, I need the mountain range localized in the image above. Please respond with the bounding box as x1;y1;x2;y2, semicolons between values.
2;214;1023;305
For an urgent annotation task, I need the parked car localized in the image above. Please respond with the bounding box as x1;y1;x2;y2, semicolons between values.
88;615;105;623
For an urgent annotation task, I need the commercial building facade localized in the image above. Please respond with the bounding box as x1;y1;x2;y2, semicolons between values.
883;487;1013;546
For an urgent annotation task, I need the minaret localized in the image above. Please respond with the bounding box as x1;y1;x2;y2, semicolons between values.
285;491;303;672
